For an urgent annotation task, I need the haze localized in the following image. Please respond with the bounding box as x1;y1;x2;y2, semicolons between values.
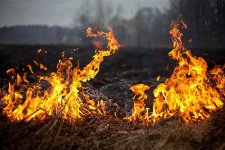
0;0;169;27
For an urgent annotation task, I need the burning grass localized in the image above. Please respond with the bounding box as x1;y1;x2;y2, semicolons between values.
1;17;225;149
1;104;225;149
124;17;225;126
1;27;122;123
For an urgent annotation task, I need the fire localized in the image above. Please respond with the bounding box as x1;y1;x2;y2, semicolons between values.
126;18;225;124
27;64;33;74
92;39;103;50
40;63;47;71
37;49;47;54
1;17;224;126
6;68;15;74
124;84;150;122
1;27;121;123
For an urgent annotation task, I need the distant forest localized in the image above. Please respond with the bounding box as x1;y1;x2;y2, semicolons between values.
0;0;225;50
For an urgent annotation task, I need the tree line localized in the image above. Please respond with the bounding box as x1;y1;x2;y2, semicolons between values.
0;0;224;50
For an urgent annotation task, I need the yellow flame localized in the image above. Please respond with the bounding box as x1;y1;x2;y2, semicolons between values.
151;19;224;123
126;18;225;125
37;49;42;53
1;27;121;123
40;63;47;71
124;84;150;122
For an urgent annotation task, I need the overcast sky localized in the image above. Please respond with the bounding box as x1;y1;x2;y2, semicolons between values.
0;0;169;27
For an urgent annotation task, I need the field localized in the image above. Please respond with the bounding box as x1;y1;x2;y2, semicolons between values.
0;45;225;149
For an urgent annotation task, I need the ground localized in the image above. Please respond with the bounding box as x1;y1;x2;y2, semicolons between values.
0;45;225;149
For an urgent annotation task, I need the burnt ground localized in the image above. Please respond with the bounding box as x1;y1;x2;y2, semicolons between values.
0;45;174;111
0;45;224;111
0;45;225;149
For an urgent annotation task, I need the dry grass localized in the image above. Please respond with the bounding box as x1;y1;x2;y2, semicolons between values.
0;85;225;150
1;104;225;150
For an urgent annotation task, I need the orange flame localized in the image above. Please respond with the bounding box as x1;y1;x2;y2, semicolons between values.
23;73;29;84
126;18;225;125
37;49;47;54
92;39;103;49
40;63;47;71
33;60;38;66
124;84;150;122
1;27;121;123
37;49;42;53
27;65;33;74
152;19;224;123
6;68;15;75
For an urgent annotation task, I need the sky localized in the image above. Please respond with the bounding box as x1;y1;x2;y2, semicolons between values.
0;0;169;27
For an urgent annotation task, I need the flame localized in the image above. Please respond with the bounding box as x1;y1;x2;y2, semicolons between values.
126;18;225;125
151;19;224;123
1;18;224;126
23;73;29;84
92;39;103;49
16;74;22;86
157;76;165;81
37;49;42;53
27;65;33;74
6;68;15;75
1;27;121;123
157;76;161;81
40;63;47;71
124;84;150;122
34;60;38;66
37;49;47;54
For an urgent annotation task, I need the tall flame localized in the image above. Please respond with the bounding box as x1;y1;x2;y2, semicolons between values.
126;18;225;125
1;27;121;123
152;18;224;123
